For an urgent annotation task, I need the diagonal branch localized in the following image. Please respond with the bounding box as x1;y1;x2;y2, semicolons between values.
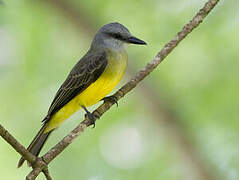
25;0;220;179
0;124;36;165
0;125;52;179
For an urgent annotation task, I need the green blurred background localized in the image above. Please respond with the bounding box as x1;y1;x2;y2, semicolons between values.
0;0;238;179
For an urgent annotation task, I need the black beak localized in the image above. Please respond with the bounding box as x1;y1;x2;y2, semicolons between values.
127;36;147;45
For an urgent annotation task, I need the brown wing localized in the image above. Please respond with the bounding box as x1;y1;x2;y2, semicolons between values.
42;50;107;123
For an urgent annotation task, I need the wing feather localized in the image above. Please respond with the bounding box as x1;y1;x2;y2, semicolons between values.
43;50;107;122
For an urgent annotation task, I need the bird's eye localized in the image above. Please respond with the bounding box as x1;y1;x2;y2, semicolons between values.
105;32;124;40
113;33;122;39
106;32;122;40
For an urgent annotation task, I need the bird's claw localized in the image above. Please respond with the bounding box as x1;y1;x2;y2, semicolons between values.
101;96;118;107
85;112;99;128
81;105;99;128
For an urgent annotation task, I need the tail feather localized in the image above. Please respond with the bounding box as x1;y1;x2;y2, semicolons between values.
17;123;52;168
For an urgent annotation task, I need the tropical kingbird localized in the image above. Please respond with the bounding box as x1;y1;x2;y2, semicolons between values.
18;22;146;167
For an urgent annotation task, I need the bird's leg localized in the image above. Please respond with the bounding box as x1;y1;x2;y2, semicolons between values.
101;95;118;107
81;105;99;128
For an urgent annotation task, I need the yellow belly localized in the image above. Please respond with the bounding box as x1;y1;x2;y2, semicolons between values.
44;49;128;132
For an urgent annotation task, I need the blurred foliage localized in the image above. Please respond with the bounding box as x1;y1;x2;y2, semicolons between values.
0;0;238;179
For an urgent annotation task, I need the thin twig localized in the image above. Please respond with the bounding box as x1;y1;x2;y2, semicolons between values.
0;124;36;166
26;158;51;180
42;167;52;180
0;125;50;179
26;166;42;180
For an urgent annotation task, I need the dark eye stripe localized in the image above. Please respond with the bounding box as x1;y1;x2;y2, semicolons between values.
113;33;122;39
107;32;124;40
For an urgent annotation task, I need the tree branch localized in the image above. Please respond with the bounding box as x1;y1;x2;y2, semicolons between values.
0;124;36;165
0;125;52;179
26;163;52;180
26;0;220;179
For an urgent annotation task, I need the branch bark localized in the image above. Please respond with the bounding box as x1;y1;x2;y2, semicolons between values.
0;124;36;165
0;125;52;179
0;0;220;179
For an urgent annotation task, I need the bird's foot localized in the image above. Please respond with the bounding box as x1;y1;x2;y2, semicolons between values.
101;95;118;107
81;105;99;128
85;112;99;128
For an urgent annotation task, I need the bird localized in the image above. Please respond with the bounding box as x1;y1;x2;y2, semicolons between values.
18;22;146;167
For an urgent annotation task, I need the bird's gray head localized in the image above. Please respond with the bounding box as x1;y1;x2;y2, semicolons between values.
91;22;146;50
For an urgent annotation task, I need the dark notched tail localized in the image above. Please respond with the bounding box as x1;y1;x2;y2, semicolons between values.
17;123;53;168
